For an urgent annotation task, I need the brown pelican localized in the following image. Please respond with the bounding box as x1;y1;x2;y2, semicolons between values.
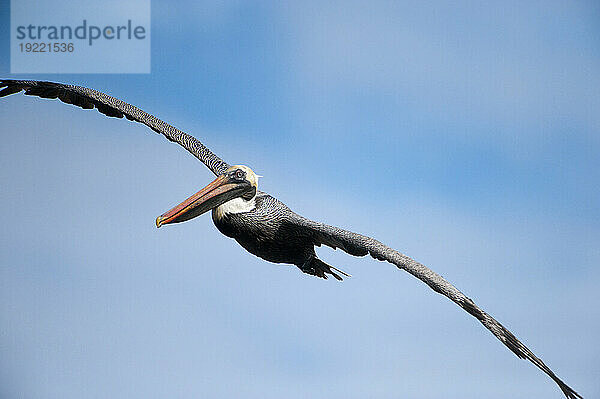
0;80;582;398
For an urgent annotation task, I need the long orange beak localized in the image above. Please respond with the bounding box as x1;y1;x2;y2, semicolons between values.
155;174;248;228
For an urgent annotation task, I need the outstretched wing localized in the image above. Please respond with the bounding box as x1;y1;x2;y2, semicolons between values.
0;80;230;176
291;215;581;399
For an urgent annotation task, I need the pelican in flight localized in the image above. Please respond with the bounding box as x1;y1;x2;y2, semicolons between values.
0;80;582;398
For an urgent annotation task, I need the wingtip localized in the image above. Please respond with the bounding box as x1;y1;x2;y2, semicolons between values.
0;84;24;98
560;383;583;399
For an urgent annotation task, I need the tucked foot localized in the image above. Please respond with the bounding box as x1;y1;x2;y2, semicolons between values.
299;256;351;281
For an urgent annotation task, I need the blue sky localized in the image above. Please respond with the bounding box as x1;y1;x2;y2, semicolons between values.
1;1;598;398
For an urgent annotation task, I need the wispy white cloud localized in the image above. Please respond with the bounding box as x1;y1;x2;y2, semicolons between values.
282;1;600;154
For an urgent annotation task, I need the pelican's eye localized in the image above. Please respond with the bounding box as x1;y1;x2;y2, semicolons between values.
235;169;245;179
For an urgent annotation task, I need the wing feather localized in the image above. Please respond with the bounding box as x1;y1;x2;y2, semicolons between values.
0;80;230;176
293;215;582;399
